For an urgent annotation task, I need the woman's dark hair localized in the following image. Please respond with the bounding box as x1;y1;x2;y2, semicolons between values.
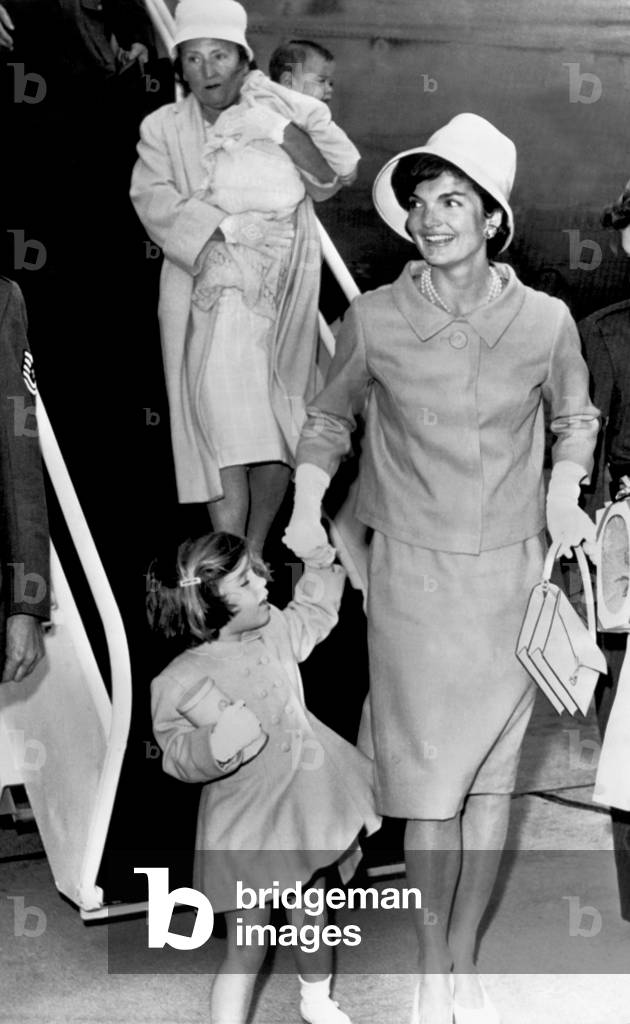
601;181;630;231
146;532;270;644
390;152;510;258
173;41;255;95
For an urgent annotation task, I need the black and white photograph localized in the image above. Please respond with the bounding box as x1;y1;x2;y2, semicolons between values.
1;1;630;1022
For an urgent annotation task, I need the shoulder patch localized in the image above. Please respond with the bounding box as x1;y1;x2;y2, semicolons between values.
22;349;37;396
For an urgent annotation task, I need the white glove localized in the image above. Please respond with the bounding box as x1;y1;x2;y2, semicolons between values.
283;463;331;561
209;701;264;766
546;460;596;559
301;545;337;569
220;211;294;255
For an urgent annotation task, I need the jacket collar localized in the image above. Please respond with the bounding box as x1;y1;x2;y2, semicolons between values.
391;260;526;348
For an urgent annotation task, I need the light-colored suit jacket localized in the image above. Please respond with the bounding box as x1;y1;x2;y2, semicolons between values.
297;261;600;554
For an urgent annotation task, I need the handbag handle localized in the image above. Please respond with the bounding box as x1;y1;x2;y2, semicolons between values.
542;541;597;638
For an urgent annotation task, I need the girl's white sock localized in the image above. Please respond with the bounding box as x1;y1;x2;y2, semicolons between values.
299;974;333;1005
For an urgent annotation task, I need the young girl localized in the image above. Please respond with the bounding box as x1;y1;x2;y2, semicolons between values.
147;532;379;1024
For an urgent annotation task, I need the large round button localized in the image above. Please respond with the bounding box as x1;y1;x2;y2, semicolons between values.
449;329;468;349
280;740;291;753
258;655;270;665
270;713;280;725
257;687;268;698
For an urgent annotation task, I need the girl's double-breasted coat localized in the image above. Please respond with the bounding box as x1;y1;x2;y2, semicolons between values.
151;564;380;912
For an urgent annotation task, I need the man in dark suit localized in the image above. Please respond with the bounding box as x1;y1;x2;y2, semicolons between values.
0;277;50;682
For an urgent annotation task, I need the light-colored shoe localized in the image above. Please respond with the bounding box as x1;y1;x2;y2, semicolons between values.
410;977;454;1024
452;979;501;1024
300;996;352;1024
410;982;420;1024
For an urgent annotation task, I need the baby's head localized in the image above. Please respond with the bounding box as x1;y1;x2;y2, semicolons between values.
146;532;271;645
269;39;335;103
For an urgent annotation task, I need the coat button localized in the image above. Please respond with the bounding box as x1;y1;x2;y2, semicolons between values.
270;713;280;725
258;655;270;665
449;330;468;349
280;740;291;752
257;687;268;698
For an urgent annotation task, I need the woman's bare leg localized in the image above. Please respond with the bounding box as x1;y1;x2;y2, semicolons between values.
210;906;270;1024
448;792;511;1008
207;466;250;536
247;462;291;557
404;816;461;1023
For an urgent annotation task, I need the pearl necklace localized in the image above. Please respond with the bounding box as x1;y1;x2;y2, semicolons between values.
420;265;503;314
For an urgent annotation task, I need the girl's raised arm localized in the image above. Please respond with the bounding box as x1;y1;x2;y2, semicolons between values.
280;562;346;664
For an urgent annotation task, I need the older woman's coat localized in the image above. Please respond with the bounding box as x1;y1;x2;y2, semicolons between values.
130;93;322;503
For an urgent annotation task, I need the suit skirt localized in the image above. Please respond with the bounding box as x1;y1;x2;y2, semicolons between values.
359;530;545;819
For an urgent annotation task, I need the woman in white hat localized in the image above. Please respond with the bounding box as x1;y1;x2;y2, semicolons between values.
130;0;359;556
284;113;600;1023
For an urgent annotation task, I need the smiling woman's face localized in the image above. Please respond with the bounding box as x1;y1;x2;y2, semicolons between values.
405;170;500;270
180;38;248;120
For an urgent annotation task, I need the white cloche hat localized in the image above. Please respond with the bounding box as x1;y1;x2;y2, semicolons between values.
172;0;253;60
372;113;516;252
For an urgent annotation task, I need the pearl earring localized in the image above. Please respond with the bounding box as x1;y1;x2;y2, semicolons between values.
484;224;498;240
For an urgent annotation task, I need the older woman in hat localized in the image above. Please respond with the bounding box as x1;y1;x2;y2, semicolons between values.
130;0;359;556
284;113;600;1023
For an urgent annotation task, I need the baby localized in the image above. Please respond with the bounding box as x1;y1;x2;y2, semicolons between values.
192;63;360;316
269;38;336;104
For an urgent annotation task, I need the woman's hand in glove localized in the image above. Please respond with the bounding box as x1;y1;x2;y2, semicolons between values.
283;514;329;560
283;464;331;560
546;460;597;559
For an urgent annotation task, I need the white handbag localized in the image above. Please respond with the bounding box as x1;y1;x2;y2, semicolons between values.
516;541;607;716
